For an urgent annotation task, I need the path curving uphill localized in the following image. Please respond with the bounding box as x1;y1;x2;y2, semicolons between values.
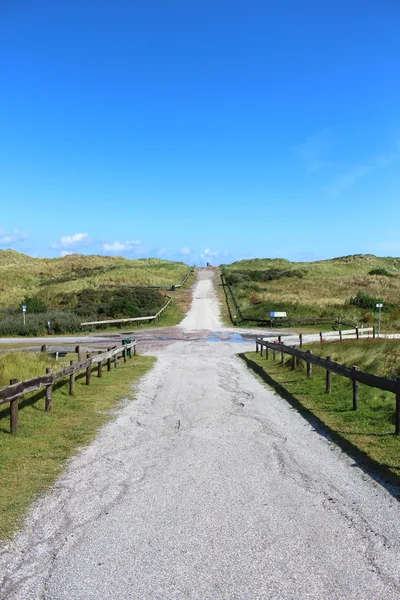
1;270;399;599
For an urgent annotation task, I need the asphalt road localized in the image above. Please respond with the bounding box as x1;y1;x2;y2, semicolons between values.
1;270;399;599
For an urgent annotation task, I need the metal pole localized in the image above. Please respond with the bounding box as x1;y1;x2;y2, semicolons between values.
378;305;381;338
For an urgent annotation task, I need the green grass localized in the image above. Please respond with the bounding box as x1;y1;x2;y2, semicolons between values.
221;254;400;331
0;352;156;541
0;251;194;336
241;340;400;485
0;250;190;309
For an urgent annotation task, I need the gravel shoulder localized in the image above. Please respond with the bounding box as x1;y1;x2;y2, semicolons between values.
1;270;399;600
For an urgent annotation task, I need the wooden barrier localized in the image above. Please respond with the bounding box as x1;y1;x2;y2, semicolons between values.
0;341;137;435
255;337;400;435
80;297;172;328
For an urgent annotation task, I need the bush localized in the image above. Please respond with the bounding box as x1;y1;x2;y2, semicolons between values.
0;310;91;336
368;268;393;277
349;290;384;310
21;296;48;313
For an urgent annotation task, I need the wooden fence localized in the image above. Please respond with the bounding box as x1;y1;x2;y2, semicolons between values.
0;340;137;435
220;273;356;328
255;337;400;435
80;296;172;328
279;327;375;347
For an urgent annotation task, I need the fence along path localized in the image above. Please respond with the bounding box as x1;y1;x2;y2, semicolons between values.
81;296;172;328
0;340;137;435
255;337;400;435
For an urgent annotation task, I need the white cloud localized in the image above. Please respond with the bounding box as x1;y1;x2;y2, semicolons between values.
60;232;88;247
158;248;167;256
102;240;142;253
52;232;90;250
180;246;191;255
200;248;219;260
0;229;29;246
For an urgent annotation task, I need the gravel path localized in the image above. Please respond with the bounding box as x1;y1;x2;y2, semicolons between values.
1;270;399;599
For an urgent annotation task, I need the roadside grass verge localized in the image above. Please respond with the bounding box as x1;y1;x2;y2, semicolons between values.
241;344;400;491
0;353;155;541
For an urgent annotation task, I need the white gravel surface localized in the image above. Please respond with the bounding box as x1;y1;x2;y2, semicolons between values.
1;270;400;599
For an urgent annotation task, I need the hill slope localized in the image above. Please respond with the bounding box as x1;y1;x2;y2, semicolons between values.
222;254;400;330
0;251;189;309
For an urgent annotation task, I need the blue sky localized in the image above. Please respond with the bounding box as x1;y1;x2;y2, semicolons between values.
1;0;399;265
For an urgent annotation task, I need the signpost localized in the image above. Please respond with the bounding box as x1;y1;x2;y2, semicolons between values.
22;304;27;328
376;303;383;338
270;311;287;327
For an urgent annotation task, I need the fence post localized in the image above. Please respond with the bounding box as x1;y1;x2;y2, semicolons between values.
326;357;332;393
339;330;343;342
352;366;359;410
320;332;323;344
280;349;284;364
306;351;312;378
373;326;376;339
69;360;75;396
98;351;103;377
266;346;269;360
356;327;359;340
41;345;47;353
256;340;259;353
107;348;112;372
134;343;136;355
86;355;91;385
272;348;276;360
292;348;297;370
260;342;263;357
299;334;303;348
10;379;18;435
114;352;118;368
123;348;127;363
396;392;400;435
45;368;53;411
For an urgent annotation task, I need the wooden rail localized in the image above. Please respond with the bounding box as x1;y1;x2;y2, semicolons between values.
255;337;400;434
0;341;137;435
80;296;172;328
280;327;375;347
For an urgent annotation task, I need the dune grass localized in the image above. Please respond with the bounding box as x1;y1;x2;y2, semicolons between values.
242;338;400;483
0;351;155;541
0;250;190;309
222;254;400;330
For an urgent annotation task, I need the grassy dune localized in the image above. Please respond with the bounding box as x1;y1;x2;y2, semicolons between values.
222;254;400;330
0;250;189;308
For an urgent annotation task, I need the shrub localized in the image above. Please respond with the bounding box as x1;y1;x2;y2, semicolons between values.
368;268;393;277
21;296;48;313
349;290;384;310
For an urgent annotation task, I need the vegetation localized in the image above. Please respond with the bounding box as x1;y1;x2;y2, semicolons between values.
243;338;400;483
0;351;156;540
221;254;400;330
0;251;192;335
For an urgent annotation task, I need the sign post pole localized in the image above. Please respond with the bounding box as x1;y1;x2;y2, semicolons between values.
22;305;27;328
376;303;383;338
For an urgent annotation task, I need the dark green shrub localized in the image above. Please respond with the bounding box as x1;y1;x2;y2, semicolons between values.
349;290;384;310
21;296;48;313
368;268;393;277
